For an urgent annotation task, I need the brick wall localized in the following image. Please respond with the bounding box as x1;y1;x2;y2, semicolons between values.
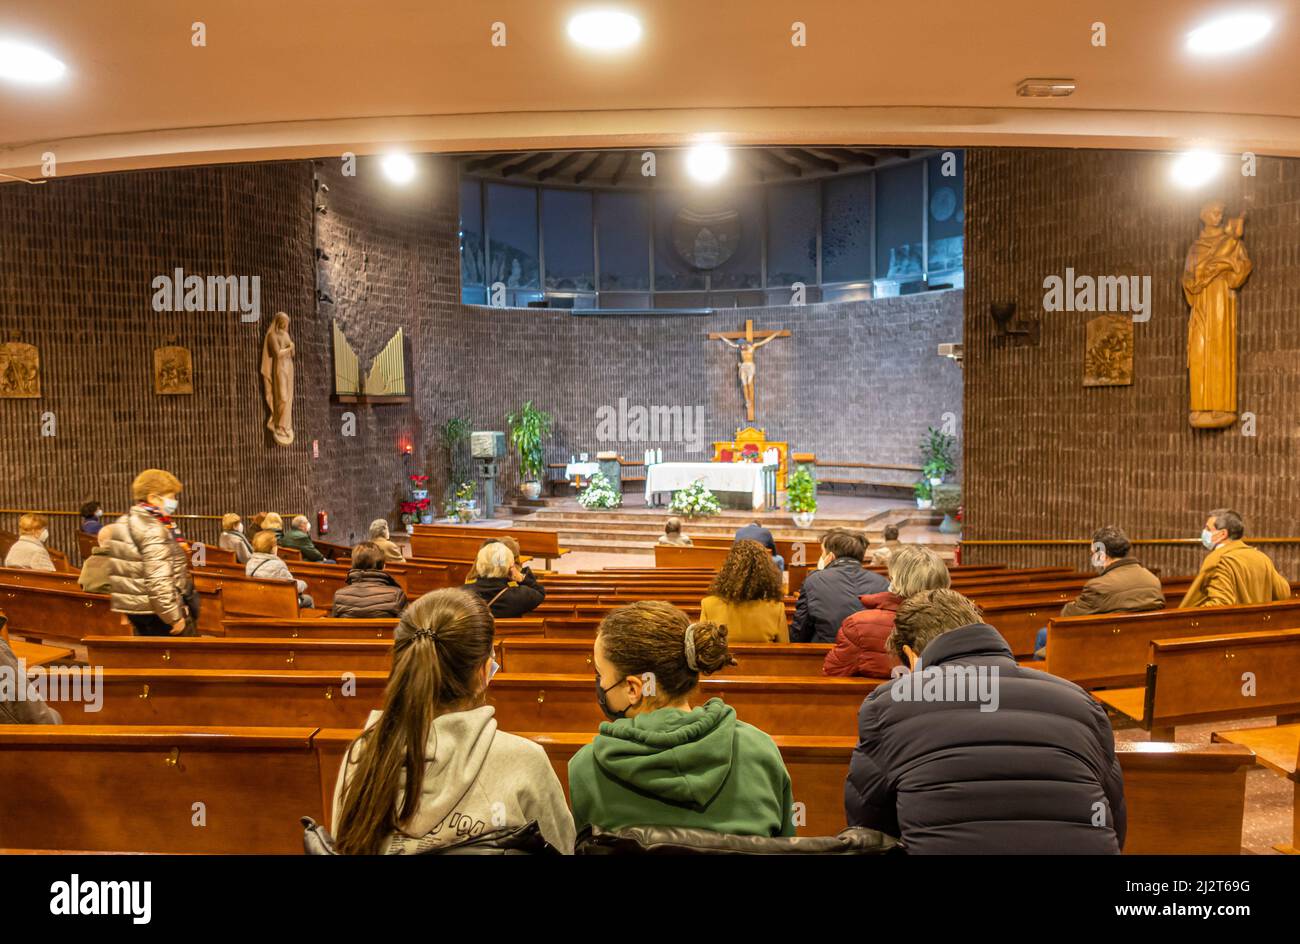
963;148;1300;577
1;154;963;550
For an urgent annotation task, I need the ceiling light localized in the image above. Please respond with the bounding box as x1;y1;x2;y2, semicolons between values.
685;145;729;184
567;10;642;51
0;39;67;84
1171;150;1222;188
382;153;416;184
1186;12;1272;55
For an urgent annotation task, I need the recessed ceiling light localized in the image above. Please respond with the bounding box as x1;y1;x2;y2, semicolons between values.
1171;150;1222;188
381;153;416;184
1186;12;1273;55
685;144;729;184
0;39;67;84
567;10;642;51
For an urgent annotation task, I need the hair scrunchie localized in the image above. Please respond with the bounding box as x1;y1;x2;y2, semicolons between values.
683;624;699;671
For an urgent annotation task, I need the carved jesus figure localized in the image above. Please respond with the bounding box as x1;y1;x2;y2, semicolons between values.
716;333;779;420
1183;201;1252;429
261;312;296;446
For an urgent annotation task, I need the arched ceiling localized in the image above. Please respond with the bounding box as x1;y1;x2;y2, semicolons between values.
1;0;1296;180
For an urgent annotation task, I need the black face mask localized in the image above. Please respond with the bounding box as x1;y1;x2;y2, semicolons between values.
595;673;631;722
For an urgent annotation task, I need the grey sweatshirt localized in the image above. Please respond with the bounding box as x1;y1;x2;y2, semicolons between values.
332;705;575;854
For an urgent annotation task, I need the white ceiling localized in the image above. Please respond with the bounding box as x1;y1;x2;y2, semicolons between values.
1;0;1297;179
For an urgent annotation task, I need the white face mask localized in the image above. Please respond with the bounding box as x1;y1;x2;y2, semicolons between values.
162;497;179;514
235;523;244;534
37;529;49;543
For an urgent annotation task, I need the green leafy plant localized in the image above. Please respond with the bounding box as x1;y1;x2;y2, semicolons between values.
784;464;818;514
920;426;957;482
506;401;554;483
914;478;934;502
670;479;721;518
577;471;622;509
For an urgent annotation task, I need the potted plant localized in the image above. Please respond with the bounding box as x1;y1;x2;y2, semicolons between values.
784;464;818;528
577;471;622;509
670;479;722;518
409;474;430;501
920;426;957;486
399;501;419;533
448;481;477;522
932;483;962;533
914;478;933;510
506;400;553;501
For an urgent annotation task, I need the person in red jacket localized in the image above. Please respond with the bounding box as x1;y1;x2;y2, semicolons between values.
823;545;951;678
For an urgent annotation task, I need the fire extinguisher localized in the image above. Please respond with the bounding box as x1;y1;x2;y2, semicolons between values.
317;510;329;535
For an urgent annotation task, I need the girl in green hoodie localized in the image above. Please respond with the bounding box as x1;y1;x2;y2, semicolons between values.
569;601;796;837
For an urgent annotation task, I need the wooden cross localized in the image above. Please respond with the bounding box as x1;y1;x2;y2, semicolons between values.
708;319;791;421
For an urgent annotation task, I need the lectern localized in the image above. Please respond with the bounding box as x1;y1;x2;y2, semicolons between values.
471;431;506;520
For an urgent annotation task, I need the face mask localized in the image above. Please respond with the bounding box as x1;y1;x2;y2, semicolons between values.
37;529;49;544
1200;529;1217;551
235;523;244;533
93;509;102;519
595;673;631;722
162;498;179;515
1090;550;1107;570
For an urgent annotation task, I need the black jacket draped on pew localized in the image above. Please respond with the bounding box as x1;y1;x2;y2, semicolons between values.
844;622;1127;854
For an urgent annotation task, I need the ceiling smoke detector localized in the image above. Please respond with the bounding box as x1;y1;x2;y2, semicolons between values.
1015;78;1076;98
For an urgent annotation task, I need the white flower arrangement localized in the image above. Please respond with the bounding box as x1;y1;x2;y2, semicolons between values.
577;471;622;509
670;479;722;518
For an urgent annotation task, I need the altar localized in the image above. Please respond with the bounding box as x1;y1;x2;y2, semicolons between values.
644;461;770;511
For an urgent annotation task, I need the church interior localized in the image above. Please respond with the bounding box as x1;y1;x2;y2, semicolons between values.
1;0;1298;875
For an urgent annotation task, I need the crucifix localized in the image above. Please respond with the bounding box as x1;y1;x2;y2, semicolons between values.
708;319;791;421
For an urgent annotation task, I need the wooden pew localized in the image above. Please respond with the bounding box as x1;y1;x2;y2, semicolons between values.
1115;741;1255;854
1;619;73;668
0;725;329;854
0;583;132;644
1095;628;1300;740
221;616;546;639
192;571;302;620
410;524;568;567
497;638;836;677
1048;598;1300;689
1212;722;1299;854
199;559;369;611
85;635;397;673
60;668;389;727
3;569;227;642
485;673;877;737
308;729;1255;851
394;558;466;591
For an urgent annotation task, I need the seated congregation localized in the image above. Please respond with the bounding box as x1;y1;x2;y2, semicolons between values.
1;469;1292;855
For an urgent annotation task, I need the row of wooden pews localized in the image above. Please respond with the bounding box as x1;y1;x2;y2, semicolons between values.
0;560;1279;853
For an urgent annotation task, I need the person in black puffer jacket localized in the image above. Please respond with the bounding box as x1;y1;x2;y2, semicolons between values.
845;589;1126;854
790;528;887;643
464;541;545;619
331;542;408;619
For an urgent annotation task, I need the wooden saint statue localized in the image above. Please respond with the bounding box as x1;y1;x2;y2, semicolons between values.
709;320;791;421
1183;200;1252;429
261;312;296;446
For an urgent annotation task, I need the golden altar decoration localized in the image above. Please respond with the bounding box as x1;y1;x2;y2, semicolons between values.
712;426;788;487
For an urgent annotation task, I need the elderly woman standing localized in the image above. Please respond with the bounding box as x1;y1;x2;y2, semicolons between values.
822;545;950;678
107;469;198;637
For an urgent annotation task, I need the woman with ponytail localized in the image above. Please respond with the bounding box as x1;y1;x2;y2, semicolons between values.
331;589;575;854
569;601;795;837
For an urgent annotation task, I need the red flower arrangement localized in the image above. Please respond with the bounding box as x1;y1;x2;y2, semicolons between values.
400;498;431;514
739;443;762;462
409;475;429;487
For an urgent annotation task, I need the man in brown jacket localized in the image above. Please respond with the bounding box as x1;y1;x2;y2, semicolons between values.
1180;509;1291;608
1035;525;1164;658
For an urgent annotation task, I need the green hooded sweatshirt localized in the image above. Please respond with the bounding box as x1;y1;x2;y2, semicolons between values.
568;697;795;837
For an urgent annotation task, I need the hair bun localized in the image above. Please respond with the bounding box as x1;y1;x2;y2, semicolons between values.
688;620;737;675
